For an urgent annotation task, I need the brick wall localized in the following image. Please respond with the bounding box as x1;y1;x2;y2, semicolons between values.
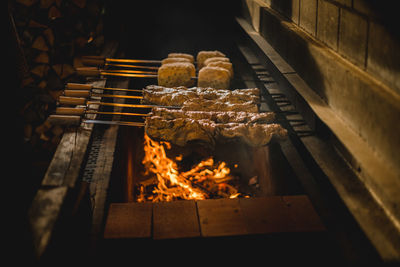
244;0;400;94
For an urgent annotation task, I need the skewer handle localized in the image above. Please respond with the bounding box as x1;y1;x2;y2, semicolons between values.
59;96;87;105
76;67;100;76
55;107;86;115
81;57;104;66
47;115;81;126
64;90;91;98
66;83;93;90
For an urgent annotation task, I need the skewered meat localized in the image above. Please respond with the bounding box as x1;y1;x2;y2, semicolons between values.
161;57;191;65
142;85;260;107
150;107;275;124
157;62;196;87
167;53;194;63
182;99;259;113
197;50;226;69
145;116;287;147
197;66;231;89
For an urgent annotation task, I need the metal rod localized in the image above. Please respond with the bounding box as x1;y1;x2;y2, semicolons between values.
104;62;159;70
99;72;158;78
100;69;157;75
55;107;150;118
91;93;143;100
95;86;142;93
83;119;145;127
85;101;180;109
105;58;161;64
66;83;143;93
85;110;150;117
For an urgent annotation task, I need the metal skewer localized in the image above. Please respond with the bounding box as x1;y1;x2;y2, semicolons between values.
58;96;179;109
66;83;143;93
47;114;145;127
55;107;150;117
63;89;143;100
81;55;162;66
104;62;159;70
76;67;158;77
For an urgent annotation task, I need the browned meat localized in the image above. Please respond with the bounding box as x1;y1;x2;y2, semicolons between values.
145;116;287;147
150;107;275;124
181;99;259;113
142;85;260;107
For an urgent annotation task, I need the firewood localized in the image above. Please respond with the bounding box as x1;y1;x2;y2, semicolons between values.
48;89;63;101
73;57;85;68
40;0;55;9
31;64;49;77
43;28;54;46
22;77;35;87
38;80;47;89
35;120;52;135
28;20;47;29
32;35;48;51
48;6;62;20
24;124;33;141
34;52;49;64
52;64;75;79
16;0;37;7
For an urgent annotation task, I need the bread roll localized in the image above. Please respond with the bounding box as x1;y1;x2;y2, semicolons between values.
161;57;191;65
196;50;226;69
167;53;194;63
207;61;233;78
158;62;196;87
197;66;230;89
203;57;230;66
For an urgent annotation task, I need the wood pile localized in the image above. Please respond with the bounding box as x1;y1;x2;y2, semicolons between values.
10;0;105;152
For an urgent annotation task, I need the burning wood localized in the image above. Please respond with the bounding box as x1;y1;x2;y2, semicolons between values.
136;134;246;202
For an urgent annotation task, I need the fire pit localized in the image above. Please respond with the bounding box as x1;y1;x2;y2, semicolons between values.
103;125;324;240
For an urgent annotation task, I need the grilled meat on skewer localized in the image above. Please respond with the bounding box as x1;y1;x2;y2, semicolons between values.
145;116;287;147
150;107;275;124
142;85;260;107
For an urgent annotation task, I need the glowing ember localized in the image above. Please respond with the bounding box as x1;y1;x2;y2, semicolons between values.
137;134;243;202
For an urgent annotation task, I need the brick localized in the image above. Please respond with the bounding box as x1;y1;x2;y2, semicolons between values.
299;0;317;36
338;8;368;67
367;21;400;93
317;0;339;50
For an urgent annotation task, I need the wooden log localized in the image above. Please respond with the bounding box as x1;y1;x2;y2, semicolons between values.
32;35;48;51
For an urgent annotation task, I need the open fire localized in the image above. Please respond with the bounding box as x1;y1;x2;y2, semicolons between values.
136;134;246;202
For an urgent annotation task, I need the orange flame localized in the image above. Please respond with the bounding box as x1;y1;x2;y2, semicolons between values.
137;134;240;202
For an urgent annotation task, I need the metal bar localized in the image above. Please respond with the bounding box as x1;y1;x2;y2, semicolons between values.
91;93;143;100
104;62;159;70
105;58;161;64
100;69;157;75
99;72;158;78
95;86;142;93
85;110;149;117
86;101;180;109
82;119;145;127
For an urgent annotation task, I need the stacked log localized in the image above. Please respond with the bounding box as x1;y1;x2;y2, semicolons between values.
11;0;105;149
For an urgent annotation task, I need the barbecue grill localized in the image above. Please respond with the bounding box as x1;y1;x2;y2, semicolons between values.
13;0;400;265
